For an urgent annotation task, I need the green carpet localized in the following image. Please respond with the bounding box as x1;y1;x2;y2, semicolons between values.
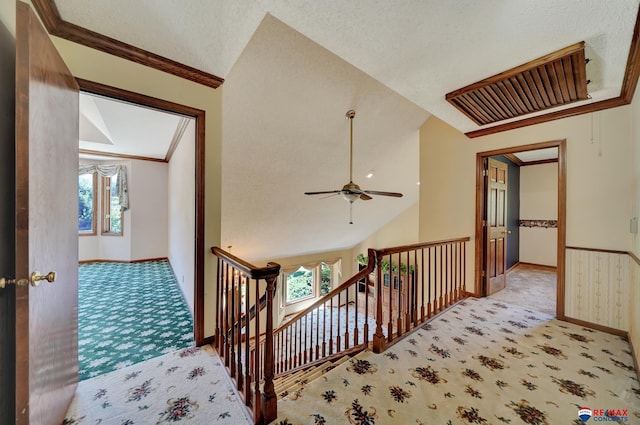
78;260;194;381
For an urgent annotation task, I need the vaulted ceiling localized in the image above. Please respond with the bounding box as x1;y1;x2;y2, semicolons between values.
39;0;640;260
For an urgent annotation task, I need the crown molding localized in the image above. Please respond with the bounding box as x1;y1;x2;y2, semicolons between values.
31;0;224;89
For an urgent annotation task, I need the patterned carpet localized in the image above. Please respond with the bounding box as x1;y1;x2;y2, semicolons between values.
64;345;252;425
78;261;194;380
276;297;640;424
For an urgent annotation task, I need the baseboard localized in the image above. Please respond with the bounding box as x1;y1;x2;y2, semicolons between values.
202;335;216;346
506;262;520;273
79;257;168;264
563;316;627;338
512;262;557;272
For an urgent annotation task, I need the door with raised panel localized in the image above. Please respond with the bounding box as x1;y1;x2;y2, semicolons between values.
484;158;508;295
13;2;79;423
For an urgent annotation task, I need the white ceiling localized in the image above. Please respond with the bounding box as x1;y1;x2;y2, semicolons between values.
63;0;640;261
79;93;188;160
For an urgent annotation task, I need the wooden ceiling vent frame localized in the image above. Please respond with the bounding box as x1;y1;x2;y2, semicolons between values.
446;42;589;126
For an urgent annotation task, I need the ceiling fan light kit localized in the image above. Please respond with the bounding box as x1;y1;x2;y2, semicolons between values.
304;110;403;223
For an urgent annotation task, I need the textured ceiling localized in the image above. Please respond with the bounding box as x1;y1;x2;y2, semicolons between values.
54;0;640;260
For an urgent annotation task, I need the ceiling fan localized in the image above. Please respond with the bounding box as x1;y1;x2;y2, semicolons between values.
304;110;403;223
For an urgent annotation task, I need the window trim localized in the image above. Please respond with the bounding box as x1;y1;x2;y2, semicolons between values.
283;261;336;306
101;175;123;236
78;171;97;236
284;266;315;306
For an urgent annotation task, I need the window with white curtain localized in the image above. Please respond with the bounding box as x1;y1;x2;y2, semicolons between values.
78;163;129;236
282;259;341;305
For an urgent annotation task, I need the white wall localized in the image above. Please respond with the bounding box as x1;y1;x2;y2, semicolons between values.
519;163;557;266
78;158;168;262
352;202;419;256
130;160;168;260
168;120;196;311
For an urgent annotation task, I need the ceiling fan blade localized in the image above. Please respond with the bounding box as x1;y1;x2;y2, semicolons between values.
320;193;341;200
363;190;404;198
304;190;341;195
360;193;373;201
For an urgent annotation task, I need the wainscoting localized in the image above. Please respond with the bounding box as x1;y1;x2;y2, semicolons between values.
565;248;630;332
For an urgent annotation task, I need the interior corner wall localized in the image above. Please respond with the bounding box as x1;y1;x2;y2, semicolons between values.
519;163;558;267
630;90;640;371
168;120;196;312
419;107;633;321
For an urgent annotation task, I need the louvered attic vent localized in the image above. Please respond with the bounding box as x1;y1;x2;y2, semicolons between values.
445;41;589;126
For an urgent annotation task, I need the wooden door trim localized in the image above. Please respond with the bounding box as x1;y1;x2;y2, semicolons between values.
76;78;207;345
474;139;567;319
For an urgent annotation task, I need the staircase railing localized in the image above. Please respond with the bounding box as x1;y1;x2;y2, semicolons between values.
370;237;470;352
269;249;377;379
211;247;280;425
211;236;470;424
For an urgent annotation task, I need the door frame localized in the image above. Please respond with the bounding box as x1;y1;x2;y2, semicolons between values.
474;139;567;319
76;78;207;345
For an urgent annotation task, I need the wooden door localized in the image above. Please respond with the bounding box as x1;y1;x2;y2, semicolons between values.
14;2;79;423
484;158;508;295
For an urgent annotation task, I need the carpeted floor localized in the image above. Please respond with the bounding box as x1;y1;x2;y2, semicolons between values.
276;297;640;424
64;345;252;425
489;264;557;316
78;261;194;380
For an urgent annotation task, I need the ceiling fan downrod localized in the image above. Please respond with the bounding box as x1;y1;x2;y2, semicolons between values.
346;109;355;183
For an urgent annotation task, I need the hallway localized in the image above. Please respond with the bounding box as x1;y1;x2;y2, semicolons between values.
488;263;557;315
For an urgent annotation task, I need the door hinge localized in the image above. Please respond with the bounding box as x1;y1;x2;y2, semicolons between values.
482;270;486;277
482;169;488;177
482;220;487;227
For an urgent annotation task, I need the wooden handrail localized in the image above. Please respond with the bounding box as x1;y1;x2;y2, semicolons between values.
211;246;280;279
212;237;470;424
211;246;281;424
375;236;471;256
274;249;376;334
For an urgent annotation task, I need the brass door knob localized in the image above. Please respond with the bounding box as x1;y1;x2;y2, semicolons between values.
0;271;56;289
30;271;56;287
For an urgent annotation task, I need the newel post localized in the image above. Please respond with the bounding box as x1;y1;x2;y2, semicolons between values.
261;273;278;423
371;249;386;353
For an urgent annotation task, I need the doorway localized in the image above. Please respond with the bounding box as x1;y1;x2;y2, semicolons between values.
474;139;567;319
76;79;207;359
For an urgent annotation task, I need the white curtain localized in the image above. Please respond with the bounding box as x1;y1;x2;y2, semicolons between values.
78;164;129;210
280;258;342;277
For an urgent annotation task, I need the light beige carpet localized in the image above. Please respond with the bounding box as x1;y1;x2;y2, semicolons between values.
489;264;557;316
276;297;639;425
64;345;252;425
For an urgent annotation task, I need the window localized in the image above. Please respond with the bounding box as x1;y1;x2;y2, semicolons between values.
320;263;332;295
102;174;122;235
78;172;97;235
284;261;337;305
285;266;314;304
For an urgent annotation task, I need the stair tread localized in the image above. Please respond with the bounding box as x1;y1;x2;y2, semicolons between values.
276;355;354;399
